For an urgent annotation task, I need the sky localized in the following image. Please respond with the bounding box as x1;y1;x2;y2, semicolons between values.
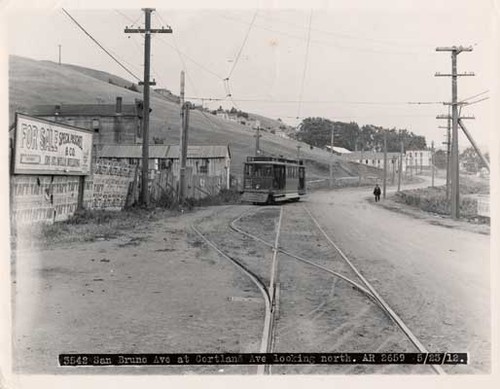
1;0;498;151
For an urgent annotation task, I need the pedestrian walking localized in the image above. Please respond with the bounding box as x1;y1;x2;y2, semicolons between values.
373;184;381;202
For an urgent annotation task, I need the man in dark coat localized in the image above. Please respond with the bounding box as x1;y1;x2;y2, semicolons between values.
373;184;381;202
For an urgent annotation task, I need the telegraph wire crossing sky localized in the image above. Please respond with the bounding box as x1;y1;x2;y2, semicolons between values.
5;3;495;150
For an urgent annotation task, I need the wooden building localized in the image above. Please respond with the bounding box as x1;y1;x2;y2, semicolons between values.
96;144;231;189
29;97;143;145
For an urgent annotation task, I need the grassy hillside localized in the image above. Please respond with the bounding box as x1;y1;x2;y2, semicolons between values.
9;55;382;181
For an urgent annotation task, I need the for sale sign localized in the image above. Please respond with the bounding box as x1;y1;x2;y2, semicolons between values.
13;113;93;175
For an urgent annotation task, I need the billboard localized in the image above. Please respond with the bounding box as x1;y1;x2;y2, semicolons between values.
13;113;93;175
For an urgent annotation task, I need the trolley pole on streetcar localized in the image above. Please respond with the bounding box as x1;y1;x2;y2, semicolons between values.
254;126;261;156
125;9;172;206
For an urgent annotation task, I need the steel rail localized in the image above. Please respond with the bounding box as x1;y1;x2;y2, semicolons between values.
302;205;446;375
190;223;272;375
230;213;377;302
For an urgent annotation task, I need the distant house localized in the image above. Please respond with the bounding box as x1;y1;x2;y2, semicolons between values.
342;149;432;172
325;145;352;155
97;144;231;189
29;97;142;146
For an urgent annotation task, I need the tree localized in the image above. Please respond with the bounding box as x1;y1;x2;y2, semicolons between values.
433;149;447;169
460;147;489;173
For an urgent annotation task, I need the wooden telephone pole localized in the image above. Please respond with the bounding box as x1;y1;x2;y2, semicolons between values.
382;131;387;199
179;71;191;202
435;46;474;219
125;9;172;206
329;127;334;188
431;141;435;187
397;140;403;192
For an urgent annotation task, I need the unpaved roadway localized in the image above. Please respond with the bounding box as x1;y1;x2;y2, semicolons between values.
12;183;490;375
306;185;490;373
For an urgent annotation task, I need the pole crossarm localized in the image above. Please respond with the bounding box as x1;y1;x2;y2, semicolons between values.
435;72;475;77
436;46;473;53
125;27;173;34
436;115;474;120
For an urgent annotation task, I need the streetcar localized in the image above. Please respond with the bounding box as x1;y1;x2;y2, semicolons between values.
241;156;306;204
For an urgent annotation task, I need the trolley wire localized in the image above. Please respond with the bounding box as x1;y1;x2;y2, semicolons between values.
227;10;258;80
296;10;313;119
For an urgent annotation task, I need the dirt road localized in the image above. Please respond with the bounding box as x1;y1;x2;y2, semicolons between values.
306;186;490;373
12;183;490;375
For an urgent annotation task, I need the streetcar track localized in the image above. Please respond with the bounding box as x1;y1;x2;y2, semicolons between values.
192;204;445;375
190;223;273;366
233;204;445;375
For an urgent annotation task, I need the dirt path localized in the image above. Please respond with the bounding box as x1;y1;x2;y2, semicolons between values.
13;206;265;374
12;179;491;375
306;186;490;373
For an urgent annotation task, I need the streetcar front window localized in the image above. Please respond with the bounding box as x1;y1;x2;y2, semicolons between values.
246;164;272;177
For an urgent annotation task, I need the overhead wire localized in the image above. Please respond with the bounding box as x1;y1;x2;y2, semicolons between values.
154;11;223;133
227;10;258;79
255;12;433;49
296;10;313;119
61;8;142;82
219;13;432;56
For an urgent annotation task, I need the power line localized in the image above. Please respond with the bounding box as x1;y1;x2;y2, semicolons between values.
219;14;433;56
183;96;448;106
227;10;258;79
115;9;143;27
459;89;489;103
255;12;434;49
62;8;141;82
297;10;313;119
154;34;225;80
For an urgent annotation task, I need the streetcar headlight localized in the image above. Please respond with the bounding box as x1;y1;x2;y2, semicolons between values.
255;184;260;189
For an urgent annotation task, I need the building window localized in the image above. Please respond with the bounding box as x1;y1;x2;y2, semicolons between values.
199;159;209;174
92;119;100;132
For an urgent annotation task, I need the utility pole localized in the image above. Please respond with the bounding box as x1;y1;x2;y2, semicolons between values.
397;140;403;192
125;9;172;206
179;71;189;202
329;126;334;188
439;115;451;198
431;141;435;187
58;44;62;65
254;126;261;155
297;145;301;160
179;102;190;201
435;45;474;219
383;131;387;199
391;156;396;184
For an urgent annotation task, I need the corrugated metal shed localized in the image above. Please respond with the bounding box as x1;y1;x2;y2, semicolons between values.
98;144;230;159
29;104;137;117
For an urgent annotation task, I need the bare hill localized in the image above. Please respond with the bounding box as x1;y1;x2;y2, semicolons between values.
9;55;382;180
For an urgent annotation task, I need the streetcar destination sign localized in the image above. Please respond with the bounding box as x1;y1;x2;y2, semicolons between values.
13;113;93;175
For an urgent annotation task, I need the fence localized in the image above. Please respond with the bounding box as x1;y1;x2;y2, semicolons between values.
10;160;135;227
306;175;380;190
90;160;135;210
148;167;226;204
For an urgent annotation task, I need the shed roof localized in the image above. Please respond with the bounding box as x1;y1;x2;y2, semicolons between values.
98;144;230;159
